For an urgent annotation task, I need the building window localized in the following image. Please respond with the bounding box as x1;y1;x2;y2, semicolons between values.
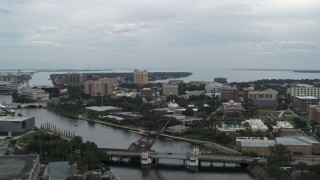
22;121;26;129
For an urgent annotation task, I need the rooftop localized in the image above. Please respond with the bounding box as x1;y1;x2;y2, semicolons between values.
276;137;312;146
245;119;268;131
295;96;318;100
104;115;125;121
167;125;189;131
286;136;320;144
276;121;294;129
85;106;122;112
0;116;34;122
239;139;276;148
0;155;39;180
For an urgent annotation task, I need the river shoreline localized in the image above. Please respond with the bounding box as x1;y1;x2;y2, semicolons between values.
48;107;239;154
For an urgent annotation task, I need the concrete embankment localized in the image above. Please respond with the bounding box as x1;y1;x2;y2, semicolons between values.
247;166;268;180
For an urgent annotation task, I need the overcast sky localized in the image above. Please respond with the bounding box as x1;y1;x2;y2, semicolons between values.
1;0;319;69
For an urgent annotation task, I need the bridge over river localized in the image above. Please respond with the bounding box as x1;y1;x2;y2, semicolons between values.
101;147;256;167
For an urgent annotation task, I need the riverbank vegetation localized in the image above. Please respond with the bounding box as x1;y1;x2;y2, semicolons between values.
15;131;108;171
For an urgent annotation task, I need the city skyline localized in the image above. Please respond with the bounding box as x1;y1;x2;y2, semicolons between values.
1;0;320;69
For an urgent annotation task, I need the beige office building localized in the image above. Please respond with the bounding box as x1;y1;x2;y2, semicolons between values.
133;70;148;85
84;78;114;96
309;104;320;121
247;88;278;100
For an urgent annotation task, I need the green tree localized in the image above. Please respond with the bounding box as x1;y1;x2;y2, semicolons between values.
296;162;308;174
267;144;292;166
183;107;194;116
293;117;307;128
248;105;258;117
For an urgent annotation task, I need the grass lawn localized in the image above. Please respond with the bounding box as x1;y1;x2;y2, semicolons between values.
282;111;294;116
283;115;309;122
258;110;281;116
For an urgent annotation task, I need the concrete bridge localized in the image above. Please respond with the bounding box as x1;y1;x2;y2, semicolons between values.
101;147;255;167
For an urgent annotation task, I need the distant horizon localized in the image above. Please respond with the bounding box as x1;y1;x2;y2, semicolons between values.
1;67;320;73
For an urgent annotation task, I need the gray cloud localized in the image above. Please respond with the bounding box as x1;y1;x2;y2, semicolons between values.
0;0;320;69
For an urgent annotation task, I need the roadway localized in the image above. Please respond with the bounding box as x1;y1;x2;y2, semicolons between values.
291;155;320;165
102;148;255;164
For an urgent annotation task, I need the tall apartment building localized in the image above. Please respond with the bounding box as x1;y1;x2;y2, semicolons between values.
287;84;320;100
162;83;178;96
133;70;148;85
66;73;84;87
84;78;115;96
294;96;319;116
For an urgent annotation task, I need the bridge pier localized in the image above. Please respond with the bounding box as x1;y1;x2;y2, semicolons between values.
186;146;201;167
140;151;152;165
186;157;199;167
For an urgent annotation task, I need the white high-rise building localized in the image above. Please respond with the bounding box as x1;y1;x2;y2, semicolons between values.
287;84;320;100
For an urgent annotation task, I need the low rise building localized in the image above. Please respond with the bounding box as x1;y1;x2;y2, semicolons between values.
276;121;294;129
114;92;137;98
219;100;244;114
18;83;50;101
220;86;239;102
85;106;122;116
252;99;279;110
247;89;278;100
162;83;178;96
179;116;202;126
236;139;276;156
103;115;126;124
163;114;202;126
276;137;313;155
245;119;268;132
0;116;35;136
309;104;320;122
185;91;204;99
237;136;320;156
205;82;224;94
140;88;153;100
0;155;40;180
166;125;189;135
